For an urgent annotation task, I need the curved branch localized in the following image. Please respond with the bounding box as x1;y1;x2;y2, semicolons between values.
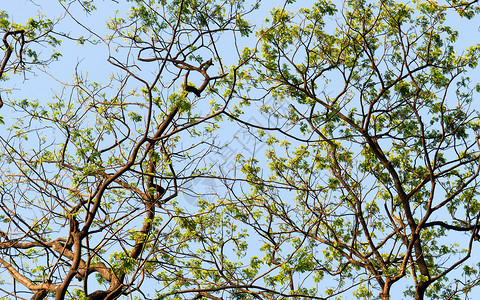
0;29;25;108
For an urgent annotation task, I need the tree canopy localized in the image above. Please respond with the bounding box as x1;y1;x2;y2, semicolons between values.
2;0;480;299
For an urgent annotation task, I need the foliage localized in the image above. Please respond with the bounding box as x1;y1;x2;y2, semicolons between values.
1;0;480;300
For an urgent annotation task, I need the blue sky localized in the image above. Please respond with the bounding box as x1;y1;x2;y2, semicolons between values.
3;0;480;299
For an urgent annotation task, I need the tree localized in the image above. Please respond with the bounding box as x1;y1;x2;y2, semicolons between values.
0;0;255;299
2;0;480;300
224;0;480;299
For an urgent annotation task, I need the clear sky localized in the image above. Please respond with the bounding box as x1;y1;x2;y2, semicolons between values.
3;1;480;299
